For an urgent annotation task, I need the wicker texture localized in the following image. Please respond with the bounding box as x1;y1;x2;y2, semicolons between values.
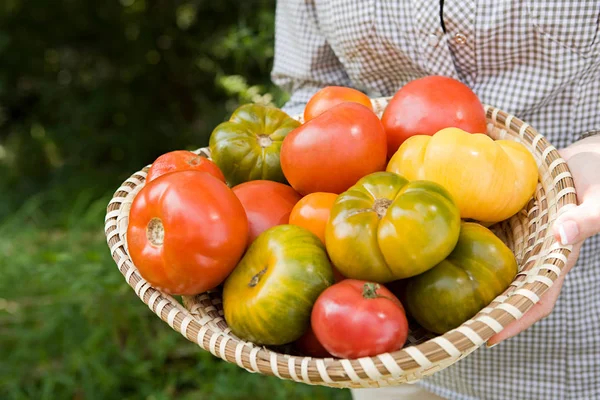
104;98;577;388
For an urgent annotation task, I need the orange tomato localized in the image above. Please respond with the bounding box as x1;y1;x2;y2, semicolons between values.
289;192;338;244
146;150;225;183
289;192;346;283
304;86;373;122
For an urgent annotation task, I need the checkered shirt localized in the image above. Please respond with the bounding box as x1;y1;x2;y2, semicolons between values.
271;1;600;399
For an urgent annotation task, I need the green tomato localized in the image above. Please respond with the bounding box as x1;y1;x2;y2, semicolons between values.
222;225;334;345
325;171;461;282
404;222;518;334
209;104;300;186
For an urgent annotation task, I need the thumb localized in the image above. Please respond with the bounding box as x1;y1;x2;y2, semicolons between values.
554;201;600;245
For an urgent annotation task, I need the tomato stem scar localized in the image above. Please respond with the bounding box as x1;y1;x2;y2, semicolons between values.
147;218;164;246
248;267;267;287
257;135;273;148
188;155;202;165
373;198;392;219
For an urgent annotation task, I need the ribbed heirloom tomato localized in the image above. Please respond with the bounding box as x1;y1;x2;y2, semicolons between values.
311;279;409;358
404;222;518;334
281;102;387;195
326;172;461;282
127;171;248;296
209;104;300;186
387;127;538;223
146;150;225;183
232;180;302;243
303;86;373;122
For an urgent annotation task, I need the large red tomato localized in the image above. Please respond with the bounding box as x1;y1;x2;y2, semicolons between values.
146;150;225;183
311;279;409;358
304;86;373;122
127;171;248;295
281;102;387;195
232;180;302;243
381;75;487;158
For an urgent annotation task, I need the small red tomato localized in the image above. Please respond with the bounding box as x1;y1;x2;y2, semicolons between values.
311;279;409;359
295;325;333;358
331;266;346;283
232;180;302;244
146;150;225;183
304;86;373;122
127;171;248;295
381;75;487;158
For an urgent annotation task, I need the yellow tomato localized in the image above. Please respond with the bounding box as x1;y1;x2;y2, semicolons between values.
387;128;538;223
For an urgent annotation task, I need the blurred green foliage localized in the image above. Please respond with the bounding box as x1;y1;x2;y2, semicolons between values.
0;0;288;223
0;1;350;399
0;200;349;400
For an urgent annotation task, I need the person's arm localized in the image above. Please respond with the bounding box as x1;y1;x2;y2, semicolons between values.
271;0;351;116
488;133;600;346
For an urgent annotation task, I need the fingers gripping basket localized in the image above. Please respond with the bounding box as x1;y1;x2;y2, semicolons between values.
104;98;577;389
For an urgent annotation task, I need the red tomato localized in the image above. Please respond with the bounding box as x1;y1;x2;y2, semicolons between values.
232;180;302;243
304;86;373;122
289;192;338;244
146;150;225;183
295;325;333;358
127;171;248;295
381;75;487;158
281;103;387;195
311;279;409;359
331;267;346;283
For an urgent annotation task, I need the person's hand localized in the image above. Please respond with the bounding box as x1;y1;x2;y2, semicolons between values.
487;135;600;347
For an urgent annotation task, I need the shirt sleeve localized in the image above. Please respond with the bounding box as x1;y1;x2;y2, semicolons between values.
271;0;351;116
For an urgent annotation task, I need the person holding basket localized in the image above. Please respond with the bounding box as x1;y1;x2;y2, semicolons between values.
271;1;600;399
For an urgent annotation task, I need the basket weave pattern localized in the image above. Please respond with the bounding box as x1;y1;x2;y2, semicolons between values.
104;98;577;388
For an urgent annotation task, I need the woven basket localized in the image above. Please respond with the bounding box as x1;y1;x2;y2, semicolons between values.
104;98;577;389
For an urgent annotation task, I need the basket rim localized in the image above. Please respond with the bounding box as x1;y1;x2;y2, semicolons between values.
104;100;577;388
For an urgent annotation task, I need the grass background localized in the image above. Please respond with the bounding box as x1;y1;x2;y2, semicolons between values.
0;1;351;398
0;193;350;399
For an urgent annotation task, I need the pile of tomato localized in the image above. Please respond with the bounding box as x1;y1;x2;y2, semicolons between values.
127;76;538;359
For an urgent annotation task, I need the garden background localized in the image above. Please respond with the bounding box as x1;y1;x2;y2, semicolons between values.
0;1;350;398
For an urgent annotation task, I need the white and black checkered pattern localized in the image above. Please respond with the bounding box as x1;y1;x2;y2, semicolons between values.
272;1;600;399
